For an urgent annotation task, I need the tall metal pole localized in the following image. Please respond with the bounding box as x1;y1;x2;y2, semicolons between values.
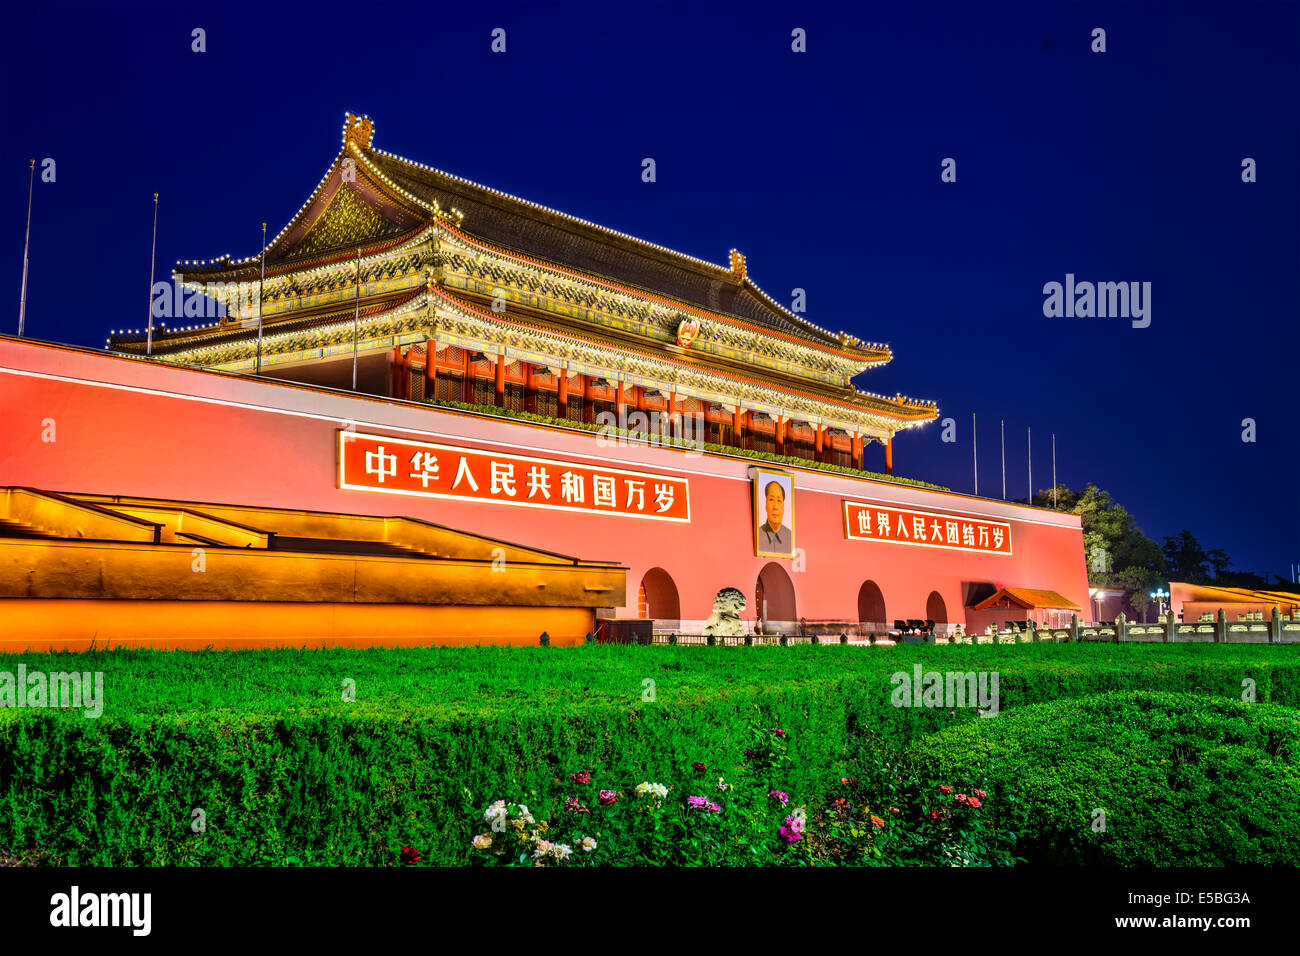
352;246;361;390
1027;426;1032;505
972;412;978;495
146;192;159;356
1000;419;1006;500
1052;433;1057;508
17;158;35;336
255;221;266;375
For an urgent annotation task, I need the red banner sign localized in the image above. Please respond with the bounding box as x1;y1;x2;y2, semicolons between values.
842;500;1012;555
339;430;691;522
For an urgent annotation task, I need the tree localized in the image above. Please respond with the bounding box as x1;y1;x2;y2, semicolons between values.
1163;530;1210;583
1053;483;1164;588
1206;548;1232;581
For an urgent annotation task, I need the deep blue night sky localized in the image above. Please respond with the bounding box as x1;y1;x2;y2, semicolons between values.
3;1;1297;577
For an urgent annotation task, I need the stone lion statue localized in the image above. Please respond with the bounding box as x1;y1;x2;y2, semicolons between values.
703;587;747;637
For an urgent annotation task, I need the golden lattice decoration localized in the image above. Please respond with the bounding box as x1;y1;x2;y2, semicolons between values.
289;185;402;259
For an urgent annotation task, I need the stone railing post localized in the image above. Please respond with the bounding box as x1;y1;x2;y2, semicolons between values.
1216;608;1227;644
1165;612;1175;643
1071;613;1080;643
1116;612;1126;643
1271;606;1281;644
1030;619;1039;642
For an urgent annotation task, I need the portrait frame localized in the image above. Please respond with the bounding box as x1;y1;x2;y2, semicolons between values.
753;468;795;558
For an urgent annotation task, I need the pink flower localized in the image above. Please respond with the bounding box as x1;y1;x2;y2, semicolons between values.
973;788;987;800
692;762;706;772
686;796;721;812
967;797;982;809
779;825;802;845
888;806;900;814
955;793;969;805
597;790;618;806
768;790;790;807
774;729;787;739
565;797;589;814
938;785;954;795
569;771;591;784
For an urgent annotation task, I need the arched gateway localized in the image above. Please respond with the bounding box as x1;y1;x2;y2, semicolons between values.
637;567;681;626
755;562;797;633
857;580;886;636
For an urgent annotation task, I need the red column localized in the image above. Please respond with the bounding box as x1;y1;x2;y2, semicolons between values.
616;378;626;427
815;425;825;462
494;353;506;407
525;362;536;414
852;433;863;468
462;348;473;403
733;405;743;449
885;437;894;475
776;416;785;455
423;339;437;401
558;369;569;418
391;345;402;398
581;375;593;425
669;392;679;439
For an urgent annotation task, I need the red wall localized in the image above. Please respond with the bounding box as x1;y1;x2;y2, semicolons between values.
0;338;1089;633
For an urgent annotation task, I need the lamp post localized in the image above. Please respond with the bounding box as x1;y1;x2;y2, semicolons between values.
1149;587;1170;622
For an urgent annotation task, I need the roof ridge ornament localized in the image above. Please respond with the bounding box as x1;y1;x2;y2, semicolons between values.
343;112;375;150
729;249;747;282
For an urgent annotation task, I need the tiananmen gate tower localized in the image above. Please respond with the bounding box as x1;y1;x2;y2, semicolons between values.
0;113;1090;649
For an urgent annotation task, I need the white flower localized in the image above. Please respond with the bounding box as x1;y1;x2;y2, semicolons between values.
579;836;597;852
471;833;493;850
531;840;554;858
635;781;669;799
484;800;508;829
553;843;573;861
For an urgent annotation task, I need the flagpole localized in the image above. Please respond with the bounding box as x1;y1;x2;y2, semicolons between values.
255;221;266;375
352;246;361;390
17;158;35;337
1000;419;1006;500
972;412;978;495
1027;426;1032;505
1052;433;1057;508
146;192;159;356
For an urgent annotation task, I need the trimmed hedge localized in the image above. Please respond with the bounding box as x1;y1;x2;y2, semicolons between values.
911;691;1300;865
2;645;1299;865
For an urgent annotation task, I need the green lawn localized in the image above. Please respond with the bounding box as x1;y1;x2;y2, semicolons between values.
2;642;1295;721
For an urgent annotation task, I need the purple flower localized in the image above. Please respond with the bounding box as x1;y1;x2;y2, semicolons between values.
768;790;790;807
597;789;618;806
686;796;721;812
779;825;802;845
774;729;787;739
565;797;589;814
692;762;706;772
569;771;591;784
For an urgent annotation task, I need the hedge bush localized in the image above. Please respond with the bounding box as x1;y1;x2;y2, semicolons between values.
2;645;1298;865
911;691;1300;865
